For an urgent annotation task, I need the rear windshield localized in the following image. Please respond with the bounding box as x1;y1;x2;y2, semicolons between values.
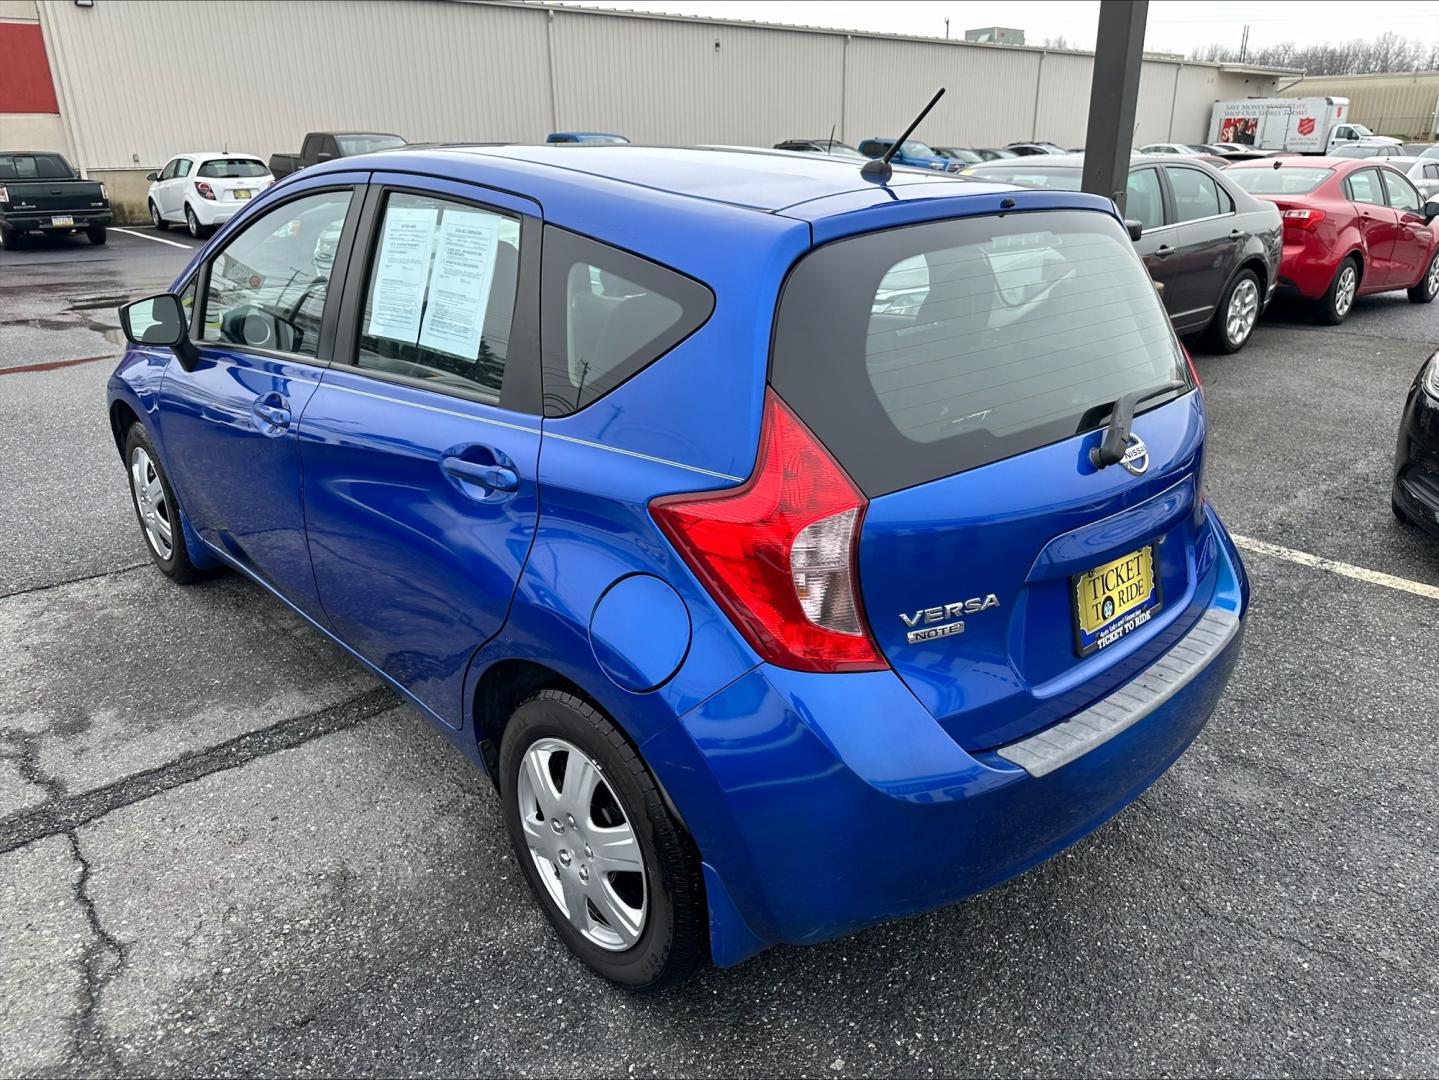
0;153;74;180
1228;167;1332;195
771;210;1188;496
967;166;1081;190
197;158;268;178
335;134;405;155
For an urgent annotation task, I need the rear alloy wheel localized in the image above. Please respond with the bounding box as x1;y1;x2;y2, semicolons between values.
150;199;168;231
1317;257;1359;325
500;690;706;990
1408;251;1439;304
185;204;204;239
1206;269;1261;354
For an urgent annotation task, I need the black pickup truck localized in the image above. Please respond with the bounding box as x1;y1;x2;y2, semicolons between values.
0;151;111;248
268;131;406;179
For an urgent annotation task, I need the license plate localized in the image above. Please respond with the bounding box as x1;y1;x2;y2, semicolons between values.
233;189;251;200
50;215;74;227
1072;545;1161;656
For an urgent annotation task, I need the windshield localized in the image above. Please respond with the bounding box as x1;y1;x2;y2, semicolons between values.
1332;146;1379;158
941;148;982;163
335;134;405;155
771;210;1186;495
0;153;75;180
1351;124;1374;137
902;141;938;157
1229;167;1333;194
198;158;269;178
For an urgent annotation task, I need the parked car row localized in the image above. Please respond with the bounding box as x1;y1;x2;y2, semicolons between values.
961;152;1439;338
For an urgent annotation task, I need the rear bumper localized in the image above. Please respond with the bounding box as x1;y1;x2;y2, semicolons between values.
646;508;1248;965
1392;378;1439;536
2;209;111;230
189;199;244;226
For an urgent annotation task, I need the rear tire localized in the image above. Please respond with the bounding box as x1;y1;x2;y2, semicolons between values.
0;225;19;249
123;423;202;584
1408;250;1439;304
87;226;106;246
1315;256;1359;325
149;200;168;231
185;204;208;239
499;690;706;991
1204;268;1261;354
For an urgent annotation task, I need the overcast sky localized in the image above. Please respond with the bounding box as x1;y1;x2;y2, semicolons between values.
559;1;1439;54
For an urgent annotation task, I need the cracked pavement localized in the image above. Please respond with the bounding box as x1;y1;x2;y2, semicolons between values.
1;228;1438;1076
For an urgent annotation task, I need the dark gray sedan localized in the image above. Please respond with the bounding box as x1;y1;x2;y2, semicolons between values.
960;153;1282;353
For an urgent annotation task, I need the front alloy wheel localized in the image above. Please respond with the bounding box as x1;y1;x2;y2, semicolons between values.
1225;276;1259;346
516;737;648;951
130;446;173;561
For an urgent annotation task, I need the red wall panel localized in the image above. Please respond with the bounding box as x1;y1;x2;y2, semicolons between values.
0;23;60;114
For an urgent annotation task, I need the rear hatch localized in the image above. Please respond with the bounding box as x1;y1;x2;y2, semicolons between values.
195;158;272;206
5;178;105;215
771;207;1212;751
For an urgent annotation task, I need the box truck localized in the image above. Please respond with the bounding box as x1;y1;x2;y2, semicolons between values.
1207;97;1402;154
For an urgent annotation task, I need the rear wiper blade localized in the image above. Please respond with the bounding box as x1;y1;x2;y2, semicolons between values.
1088;380;1187;470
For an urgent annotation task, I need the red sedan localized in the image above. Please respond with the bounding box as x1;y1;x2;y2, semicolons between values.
1227;156;1439;323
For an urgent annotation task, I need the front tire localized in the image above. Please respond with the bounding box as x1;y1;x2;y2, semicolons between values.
87;225;106;246
500;690;706;991
149;200;168;231
123;423;201;584
1316;256;1360;325
1205;268;1261;353
1408;250;1439;304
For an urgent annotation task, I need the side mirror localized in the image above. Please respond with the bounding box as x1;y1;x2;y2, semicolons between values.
119;293;198;370
1126;219;1144;241
145;171;159;182
315;151;333;163
1424;199;1439;222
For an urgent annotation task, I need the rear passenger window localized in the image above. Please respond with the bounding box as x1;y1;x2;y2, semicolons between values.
355;192;520;402
540;228;713;416
1166;167;1222;221
1346;169;1386;205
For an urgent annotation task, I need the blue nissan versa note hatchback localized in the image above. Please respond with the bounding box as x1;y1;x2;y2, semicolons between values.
109;145;1248;989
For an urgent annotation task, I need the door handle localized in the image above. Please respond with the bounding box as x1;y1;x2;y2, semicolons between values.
1155;244;1173;259
1229;228;1243;240
441;455;519;493
250;393;291;433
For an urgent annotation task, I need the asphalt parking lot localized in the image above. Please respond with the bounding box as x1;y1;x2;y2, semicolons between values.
2;226;1438;1077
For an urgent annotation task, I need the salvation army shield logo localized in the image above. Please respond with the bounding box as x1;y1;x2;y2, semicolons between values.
1298;116;1316;136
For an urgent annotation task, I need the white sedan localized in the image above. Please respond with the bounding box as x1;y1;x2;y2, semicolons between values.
145;153;273;238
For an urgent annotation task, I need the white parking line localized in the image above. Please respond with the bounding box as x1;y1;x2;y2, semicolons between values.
1231;534;1439;601
110;227;194;250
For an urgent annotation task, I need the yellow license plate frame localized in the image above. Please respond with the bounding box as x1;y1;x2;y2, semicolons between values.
1072;545;1160;656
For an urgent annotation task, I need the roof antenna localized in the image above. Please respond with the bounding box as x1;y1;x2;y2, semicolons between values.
827;122;837;154
863;87;946;183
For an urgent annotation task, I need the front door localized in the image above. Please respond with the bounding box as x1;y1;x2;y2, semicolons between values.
154;180;363;616
299;178;542;726
1382;167;1433;285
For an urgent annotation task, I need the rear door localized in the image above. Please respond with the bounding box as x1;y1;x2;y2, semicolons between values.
298;176;542;726
771;208;1207;751
1125;165;1187;314
1345;167;1400;286
155;179;363;616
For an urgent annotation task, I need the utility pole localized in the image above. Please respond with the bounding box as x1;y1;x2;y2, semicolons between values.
1239;24;1249;62
944;17;950;40
1080;0;1149;217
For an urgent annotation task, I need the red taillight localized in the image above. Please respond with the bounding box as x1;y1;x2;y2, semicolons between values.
1282;207;1325;230
650;390;886;673
195;181;216;201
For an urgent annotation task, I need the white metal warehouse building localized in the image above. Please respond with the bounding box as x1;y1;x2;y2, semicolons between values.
3;0;1293;220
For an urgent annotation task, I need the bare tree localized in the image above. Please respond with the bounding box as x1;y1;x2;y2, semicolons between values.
1189;34;1439;75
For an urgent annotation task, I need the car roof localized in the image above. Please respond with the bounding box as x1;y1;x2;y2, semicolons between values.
966;152;1198;168
336;143;1005;215
1225;156;1368;171
167;151;264;160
